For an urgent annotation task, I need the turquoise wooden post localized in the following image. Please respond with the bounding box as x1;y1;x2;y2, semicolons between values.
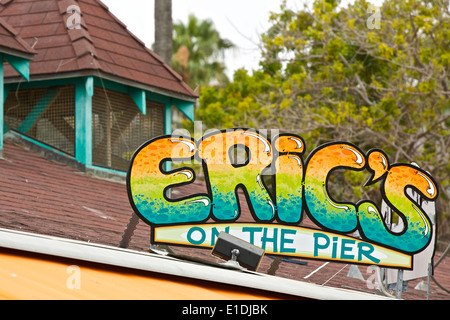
75;76;93;166
164;102;172;136
0;53;4;158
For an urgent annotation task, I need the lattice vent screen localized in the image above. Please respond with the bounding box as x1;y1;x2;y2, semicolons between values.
4;85;76;155
4;85;164;171
92;87;165;171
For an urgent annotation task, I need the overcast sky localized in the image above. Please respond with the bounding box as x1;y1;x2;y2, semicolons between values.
102;0;383;78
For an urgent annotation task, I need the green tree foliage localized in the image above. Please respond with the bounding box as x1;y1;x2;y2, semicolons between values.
172;14;235;89
197;0;450;238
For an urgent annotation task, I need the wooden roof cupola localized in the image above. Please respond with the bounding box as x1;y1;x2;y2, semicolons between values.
0;0;197;172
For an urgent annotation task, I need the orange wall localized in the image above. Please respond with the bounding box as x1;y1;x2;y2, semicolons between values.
0;249;297;300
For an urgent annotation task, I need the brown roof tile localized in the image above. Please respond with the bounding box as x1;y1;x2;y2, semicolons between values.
20;23;60;38
31;0;58;13
4;11;46;27
0;0;197;99
44;45;74;60
34;34;71;50
0;141;449;300
1;2;32;16
0;17;36;58
42;11;64;24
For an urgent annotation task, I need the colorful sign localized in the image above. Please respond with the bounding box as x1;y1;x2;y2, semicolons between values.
127;129;439;270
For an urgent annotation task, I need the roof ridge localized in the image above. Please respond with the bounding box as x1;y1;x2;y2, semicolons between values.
19;0;100;74
0;17;17;36
91;0;195;95
144;46;182;81
92;0;146;49
60;0;100;71
0;17;36;57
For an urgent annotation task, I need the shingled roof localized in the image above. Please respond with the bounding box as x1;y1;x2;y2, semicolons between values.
0;0;196;100
0;17;36;59
0;139;449;300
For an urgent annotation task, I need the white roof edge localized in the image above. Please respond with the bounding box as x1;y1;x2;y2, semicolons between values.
0;228;393;300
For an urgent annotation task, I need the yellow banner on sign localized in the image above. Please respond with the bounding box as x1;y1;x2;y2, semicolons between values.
154;224;412;269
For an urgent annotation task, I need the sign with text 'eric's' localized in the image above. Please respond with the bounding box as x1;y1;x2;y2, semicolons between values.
127;129;439;270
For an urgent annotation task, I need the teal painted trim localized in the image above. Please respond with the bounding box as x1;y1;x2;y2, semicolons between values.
147;91;171;105
93;77;129;94
147;92;195;122
11;131;71;158
129;87;146;115
7;78;77;90
4;54;30;81
75;76;93;166
17;88;58;133
8;77;123;94
173;99;195;122
0;53;4;151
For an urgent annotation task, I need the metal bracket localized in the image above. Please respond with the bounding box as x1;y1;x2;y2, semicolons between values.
220;248;247;271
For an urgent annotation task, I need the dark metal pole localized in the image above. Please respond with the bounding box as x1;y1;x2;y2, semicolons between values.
119;212;140;249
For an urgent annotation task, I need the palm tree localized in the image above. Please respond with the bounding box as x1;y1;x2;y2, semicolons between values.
172;14;234;89
154;0;173;67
